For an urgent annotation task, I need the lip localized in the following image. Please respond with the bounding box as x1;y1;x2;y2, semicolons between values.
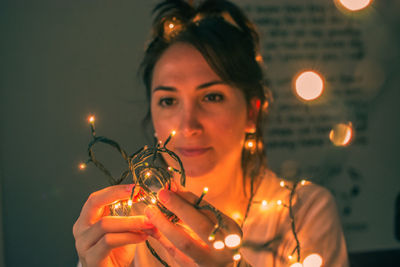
176;147;211;157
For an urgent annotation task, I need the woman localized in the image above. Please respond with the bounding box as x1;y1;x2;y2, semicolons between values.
73;0;349;266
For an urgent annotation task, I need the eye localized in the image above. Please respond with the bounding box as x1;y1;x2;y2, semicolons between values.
158;97;177;107
203;93;224;102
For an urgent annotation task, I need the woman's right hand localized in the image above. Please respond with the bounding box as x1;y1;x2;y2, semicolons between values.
73;184;156;267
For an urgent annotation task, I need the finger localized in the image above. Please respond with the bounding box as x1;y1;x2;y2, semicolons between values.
79;184;134;226
84;232;146;265
157;189;219;243
150;235;197;267
145;205;211;264
77;215;155;253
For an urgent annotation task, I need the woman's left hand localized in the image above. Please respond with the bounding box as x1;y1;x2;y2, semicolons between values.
144;188;242;267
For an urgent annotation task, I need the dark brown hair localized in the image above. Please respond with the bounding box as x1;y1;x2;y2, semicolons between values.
139;0;271;194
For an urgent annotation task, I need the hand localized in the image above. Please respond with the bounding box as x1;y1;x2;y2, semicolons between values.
145;188;242;267
73;184;156;267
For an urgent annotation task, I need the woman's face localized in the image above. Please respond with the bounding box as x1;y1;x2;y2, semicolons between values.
151;43;253;177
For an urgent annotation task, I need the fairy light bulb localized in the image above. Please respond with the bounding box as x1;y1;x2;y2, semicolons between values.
233;253;241;261
127;199;133;206
277;200;282;206
208;234;215;241
294;71;324;101
303;253;323;267
290;263;303;267
301;180;307;186
79;163;87;170
224;234;241;248
168;166;173;171
203;187;209;193
171;130;176;136
261;200;268;207
280;181;285;187
213;241;225;250
336;0;372;11
88;115;95;123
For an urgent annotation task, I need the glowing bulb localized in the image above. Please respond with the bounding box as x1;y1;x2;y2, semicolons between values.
231;212;242;221
246;140;254;148
233;253;241;261
224;234;241;248
114;202;121;209
277;200;282;206
208;234;215;241
145;171;151;178
329;122;353;146
168;166;173;171
288;255;293;260
337;0;372;11
88;115;95;123
127;199;133;206
301;180;307;186
171;130;176;136
203;187;209;193
151;198;157;204
79;163;87;170
280;181;285;187
261;200;268;207
213;241;225;250
290;263;303;267
294;71;324;101
168;23;174;29
303;253;323;267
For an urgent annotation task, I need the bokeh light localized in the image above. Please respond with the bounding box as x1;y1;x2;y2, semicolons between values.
336;0;373;11
294;71;324;101
213;240;225;250
303;253;323;267
289;263;303;267
224;234;241;248
329;122;354;146
233;253;241;261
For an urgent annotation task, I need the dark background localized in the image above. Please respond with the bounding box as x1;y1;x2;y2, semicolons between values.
1;0;399;266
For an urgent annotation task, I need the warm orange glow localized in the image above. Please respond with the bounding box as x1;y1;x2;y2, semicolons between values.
168;166;173;171
213;241;225;250
290;263;303;267
79;163;87;170
277;200;282;206
303;253;323;267
224;234;241;248
337;0;372;11
245;140;255;149
168;23;175;29
294;71;324;101
231;211;242;222
203;187;209;193
145;171;151;178
261;200;268;207
114;202;121;209
88;115;95;123
301;180;307;186
151;198;157;204
329;122;354;146
208;234;215;241
127;199;133;206
233;253;241;261
280;181;285;187
171;130;176;136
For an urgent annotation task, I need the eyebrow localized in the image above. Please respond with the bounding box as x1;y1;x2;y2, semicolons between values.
152;80;226;92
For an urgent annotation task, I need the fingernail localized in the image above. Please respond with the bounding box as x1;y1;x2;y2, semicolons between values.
158;189;170;204
145;205;157;219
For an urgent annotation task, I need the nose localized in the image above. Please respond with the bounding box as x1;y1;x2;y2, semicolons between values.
179;103;203;138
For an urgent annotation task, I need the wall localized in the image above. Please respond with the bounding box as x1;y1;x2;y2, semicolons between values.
0;0;399;266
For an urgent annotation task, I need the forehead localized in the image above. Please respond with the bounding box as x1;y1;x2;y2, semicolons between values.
151;43;221;87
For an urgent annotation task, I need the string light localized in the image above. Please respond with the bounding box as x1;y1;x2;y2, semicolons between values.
213;241;225;250
261;200;268;207
88;115;95;124
301;180;307;186
289;263;303;267
79;163;87;170
280;181;285;187
224;234;241;248
294;71;324;101
303;253;323;267
233;253;241;261
277;200;282;206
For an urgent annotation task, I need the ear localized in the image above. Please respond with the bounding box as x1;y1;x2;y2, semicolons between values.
245;97;261;133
